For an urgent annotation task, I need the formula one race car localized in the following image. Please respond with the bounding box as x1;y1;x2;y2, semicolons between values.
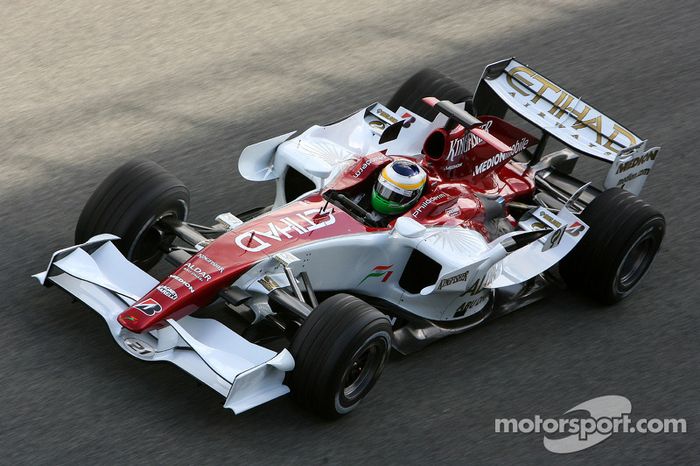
34;59;665;418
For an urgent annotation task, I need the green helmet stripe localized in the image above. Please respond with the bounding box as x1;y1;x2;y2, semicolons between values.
371;189;412;215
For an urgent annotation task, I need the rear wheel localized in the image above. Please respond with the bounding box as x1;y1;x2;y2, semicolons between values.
75;159;190;270
387;68;474;121
288;294;392;418
560;188;665;303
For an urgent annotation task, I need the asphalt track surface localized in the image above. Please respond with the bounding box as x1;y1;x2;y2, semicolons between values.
1;1;698;464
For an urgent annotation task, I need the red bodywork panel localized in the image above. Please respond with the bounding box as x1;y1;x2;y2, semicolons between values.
119;114;538;333
118;197;368;332
422;115;535;179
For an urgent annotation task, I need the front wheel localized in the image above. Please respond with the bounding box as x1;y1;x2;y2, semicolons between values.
74;159;190;270
560;188;665;303
288;294;392;418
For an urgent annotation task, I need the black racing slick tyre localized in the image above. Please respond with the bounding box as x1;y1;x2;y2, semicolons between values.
288;294;392;419
75;159;190;270
387;68;474;121
560;188;665;304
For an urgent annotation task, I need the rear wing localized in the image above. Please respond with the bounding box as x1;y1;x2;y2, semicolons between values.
473;58;659;194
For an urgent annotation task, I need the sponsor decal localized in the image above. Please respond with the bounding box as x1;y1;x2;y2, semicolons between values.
124;315;138;322
616;169;651;186
538;210;563;228
446;205;461;217
375;108;399;124
438;271;469;290
368;120;385;130
448;120;493;160
168;274;195;293
472;137;529;176
358;265;393;285
235;209;336;252
182;262;213;282
533;214;584;238
412;193;450;218
353;154;387;178
453;293;488;318
460;276;488;297
566;221;585;237
604;145;659;193
195;253;224;273
401;112;416;127
132;298;162;316
156;285;178;300
542;227;565;251
503;64;638;153
616;148;658;174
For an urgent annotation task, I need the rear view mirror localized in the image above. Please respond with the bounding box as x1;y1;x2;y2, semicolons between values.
393;217;426;238
305;161;333;180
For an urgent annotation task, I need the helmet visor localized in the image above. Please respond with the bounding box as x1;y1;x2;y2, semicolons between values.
375;176;421;204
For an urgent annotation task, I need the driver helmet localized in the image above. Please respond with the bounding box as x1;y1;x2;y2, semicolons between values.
371;160;427;215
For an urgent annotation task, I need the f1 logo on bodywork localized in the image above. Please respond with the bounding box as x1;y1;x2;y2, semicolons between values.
566;221;585;237
132;298;162;316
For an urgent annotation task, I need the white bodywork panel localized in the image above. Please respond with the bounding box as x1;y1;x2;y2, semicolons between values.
233;205;587;322
33;236;294;414
232;230;491;322
490;207;588;287
237;102;458;207
238;131;297;181
603;142;660;195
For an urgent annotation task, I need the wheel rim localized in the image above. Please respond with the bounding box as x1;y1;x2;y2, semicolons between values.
128;200;187;266
337;335;389;410
615;226;660;292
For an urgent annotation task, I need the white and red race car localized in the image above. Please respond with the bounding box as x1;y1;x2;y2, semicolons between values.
34;59;665;418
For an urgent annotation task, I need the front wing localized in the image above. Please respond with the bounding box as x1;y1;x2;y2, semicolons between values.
33;235;294;414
